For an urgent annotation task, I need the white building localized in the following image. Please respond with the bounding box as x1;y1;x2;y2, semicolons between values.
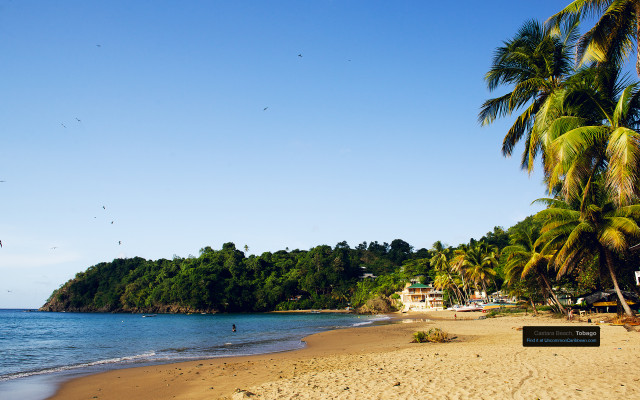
398;283;444;311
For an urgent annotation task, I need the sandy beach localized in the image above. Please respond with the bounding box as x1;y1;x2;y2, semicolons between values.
47;311;640;400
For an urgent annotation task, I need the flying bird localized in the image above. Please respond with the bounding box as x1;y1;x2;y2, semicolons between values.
263;107;268;111
61;123;67;128
75;117;81;122
102;206;106;210
118;241;121;245
111;221;114;224
298;54;302;57
51;247;58;250
0;240;2;247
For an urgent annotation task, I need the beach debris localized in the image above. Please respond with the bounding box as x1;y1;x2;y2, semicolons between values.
393;382;401;386
233;388;257;399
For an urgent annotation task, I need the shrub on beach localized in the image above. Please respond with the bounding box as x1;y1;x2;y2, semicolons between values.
356;295;398;314
412;328;451;343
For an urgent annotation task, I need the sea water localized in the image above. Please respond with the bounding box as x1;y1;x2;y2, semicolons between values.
0;309;387;399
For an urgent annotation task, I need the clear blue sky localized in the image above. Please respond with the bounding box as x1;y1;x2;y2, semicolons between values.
0;1;595;308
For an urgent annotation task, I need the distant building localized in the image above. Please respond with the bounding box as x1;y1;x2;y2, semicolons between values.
398;282;444;311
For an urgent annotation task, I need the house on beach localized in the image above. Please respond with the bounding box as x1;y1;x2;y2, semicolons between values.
399;282;444;311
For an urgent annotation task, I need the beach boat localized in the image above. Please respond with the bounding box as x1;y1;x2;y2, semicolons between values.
456;304;484;312
142;314;157;318
482;301;517;312
592;300;637;307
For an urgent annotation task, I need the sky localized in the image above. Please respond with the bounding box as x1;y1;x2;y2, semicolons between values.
0;1;603;308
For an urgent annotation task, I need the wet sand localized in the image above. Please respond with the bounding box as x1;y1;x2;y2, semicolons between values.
47;311;640;399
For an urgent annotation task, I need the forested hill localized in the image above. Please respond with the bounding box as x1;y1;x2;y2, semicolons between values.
39;240;434;313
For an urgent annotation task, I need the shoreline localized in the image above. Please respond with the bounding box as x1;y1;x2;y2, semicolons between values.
47;310;640;399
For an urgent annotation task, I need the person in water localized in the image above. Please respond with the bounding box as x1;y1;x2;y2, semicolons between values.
232;324;236;332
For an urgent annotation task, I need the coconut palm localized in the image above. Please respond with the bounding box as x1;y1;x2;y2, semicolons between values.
533;67;640;207
536;186;640;317
503;220;567;314
430;241;466;303
433;272;463;305
452;242;498;297
479;18;577;170
548;0;640;76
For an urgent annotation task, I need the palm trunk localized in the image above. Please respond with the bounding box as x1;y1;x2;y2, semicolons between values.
447;273;463;304
636;5;640;77
604;249;634;317
529;298;539;316
540;273;567;314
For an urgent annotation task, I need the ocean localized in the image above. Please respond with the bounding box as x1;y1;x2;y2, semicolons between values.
0;309;387;400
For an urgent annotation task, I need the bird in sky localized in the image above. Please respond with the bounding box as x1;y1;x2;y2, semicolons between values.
0;240;2;247
75;117;81;122
298;54;302;57
263;107;268;111
111;221;114;224
103;206;106;210
50;247;58;250
118;241;121;245
96;44;101;47
0;180;5;183
61;123;67;128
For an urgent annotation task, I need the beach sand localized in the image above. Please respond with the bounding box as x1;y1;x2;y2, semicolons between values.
47;311;640;400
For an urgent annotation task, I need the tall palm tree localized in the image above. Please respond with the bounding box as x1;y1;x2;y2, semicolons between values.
536;188;640;316
503;221;567;314
533;67;640;207
430;241;466;303
452;242;499;297
548;0;640;76
433;272;463;305
479;19;577;170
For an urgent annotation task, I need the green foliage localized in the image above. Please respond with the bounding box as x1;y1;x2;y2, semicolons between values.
412;328;451;343
42;240;421;313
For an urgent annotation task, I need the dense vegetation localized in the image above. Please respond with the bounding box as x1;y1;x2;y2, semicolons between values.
41;240;429;313
42;3;640;315
477;1;640;316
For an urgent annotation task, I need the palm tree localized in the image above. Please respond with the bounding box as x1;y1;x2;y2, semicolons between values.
536;188;640;317
479;19;577;170
548;0;640;76
433;272;462;305
503;220;567;314
430;241;466;303
533;67;640;207
451;242;498;298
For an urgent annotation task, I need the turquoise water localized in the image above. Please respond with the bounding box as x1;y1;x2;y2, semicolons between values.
0;309;386;399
